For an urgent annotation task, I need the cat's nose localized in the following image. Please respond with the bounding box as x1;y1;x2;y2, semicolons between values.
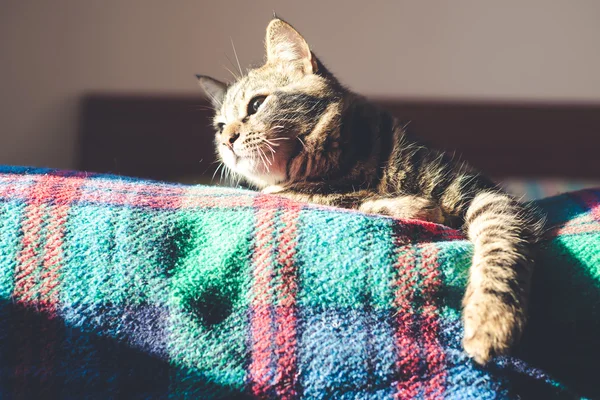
222;132;240;149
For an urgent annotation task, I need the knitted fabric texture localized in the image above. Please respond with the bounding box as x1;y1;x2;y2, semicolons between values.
0;166;598;399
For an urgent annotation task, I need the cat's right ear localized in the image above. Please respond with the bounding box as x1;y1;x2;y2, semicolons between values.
265;18;317;74
196;75;227;108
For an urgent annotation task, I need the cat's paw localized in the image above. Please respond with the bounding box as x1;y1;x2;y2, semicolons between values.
359;196;444;224
262;184;286;194
462;286;525;365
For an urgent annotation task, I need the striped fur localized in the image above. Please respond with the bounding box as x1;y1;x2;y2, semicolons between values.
198;18;545;364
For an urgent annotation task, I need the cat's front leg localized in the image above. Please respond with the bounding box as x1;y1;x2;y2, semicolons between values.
461;191;541;364
262;182;373;209
359;196;445;224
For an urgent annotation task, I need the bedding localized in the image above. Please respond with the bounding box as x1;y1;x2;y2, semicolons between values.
0;166;598;399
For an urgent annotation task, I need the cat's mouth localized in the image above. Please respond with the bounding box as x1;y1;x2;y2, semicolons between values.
219;137;289;188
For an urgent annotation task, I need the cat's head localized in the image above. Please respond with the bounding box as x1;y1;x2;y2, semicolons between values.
197;18;345;188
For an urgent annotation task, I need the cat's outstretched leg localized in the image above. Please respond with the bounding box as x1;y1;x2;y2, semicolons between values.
461;191;540;364
359;196;445;224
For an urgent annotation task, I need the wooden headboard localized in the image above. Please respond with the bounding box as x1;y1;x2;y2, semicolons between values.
78;94;600;183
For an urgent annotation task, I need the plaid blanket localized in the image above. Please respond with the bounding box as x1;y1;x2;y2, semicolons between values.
0;166;598;399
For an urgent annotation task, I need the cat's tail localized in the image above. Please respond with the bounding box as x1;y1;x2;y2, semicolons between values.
460;190;543;364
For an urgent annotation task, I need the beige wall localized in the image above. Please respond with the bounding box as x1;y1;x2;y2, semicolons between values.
2;1;600;169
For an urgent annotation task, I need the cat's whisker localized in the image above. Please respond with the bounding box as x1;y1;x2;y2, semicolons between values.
263;138;281;147
230;38;243;76
223;162;232;186
262;142;277;162
221;164;228;186
263;141;276;153
224;53;241;79
230;166;239;187
212;163;224;183
222;64;239;80
192;105;216;112
257;146;271;171
265;145;277;163
266;137;290;146
256;150;267;171
258;146;272;168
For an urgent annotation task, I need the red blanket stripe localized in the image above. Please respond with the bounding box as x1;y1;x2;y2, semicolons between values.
393;240;422;398
13;174;62;398
10;173;86;398
250;195;280;397
418;243;447;399
273;201;301;400
38;175;85;397
12;174;50;400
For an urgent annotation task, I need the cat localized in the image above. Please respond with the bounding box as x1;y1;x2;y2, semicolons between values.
196;18;544;365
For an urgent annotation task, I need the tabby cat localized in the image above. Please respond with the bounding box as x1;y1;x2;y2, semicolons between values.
197;18;543;365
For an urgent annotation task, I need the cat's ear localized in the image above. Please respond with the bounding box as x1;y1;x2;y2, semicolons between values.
265;18;318;74
196;75;227;108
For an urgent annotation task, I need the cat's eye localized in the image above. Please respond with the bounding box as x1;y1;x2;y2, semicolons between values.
247;95;267;116
216;123;225;132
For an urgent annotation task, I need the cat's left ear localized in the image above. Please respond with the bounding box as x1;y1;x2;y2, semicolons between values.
265;18;318;74
196;75;227;108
